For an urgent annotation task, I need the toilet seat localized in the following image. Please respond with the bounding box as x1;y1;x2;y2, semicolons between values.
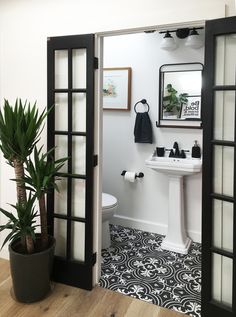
102;193;117;209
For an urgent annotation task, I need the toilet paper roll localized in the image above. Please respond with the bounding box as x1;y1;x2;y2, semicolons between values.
124;171;136;183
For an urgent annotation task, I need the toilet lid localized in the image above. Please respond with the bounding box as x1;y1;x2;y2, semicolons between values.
102;193;117;209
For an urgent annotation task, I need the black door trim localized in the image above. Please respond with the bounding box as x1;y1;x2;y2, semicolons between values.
202;17;236;316
47;34;95;290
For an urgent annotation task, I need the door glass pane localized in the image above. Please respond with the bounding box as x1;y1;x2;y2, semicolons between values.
213;199;233;252
212;253;233;307
72;93;86;132
213;145;234;197
71;221;85;262
55;50;68;89
54;218;67;257
72;136;86;175
213;91;235;141
71;179;85;218
55;135;68;173
54;177;67;215
55;93;68;131
215;34;236;85
72;49;86;89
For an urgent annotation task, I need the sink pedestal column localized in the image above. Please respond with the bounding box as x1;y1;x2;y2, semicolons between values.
161;174;191;254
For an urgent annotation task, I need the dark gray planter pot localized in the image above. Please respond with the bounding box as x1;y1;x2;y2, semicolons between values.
9;235;56;303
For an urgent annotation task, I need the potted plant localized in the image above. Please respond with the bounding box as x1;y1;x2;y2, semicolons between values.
163;84;188;118
0;99;67;303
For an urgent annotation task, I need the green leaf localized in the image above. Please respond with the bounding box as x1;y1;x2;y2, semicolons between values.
24;146;68;197
1;231;14;249
0;208;17;222
0;194;38;250
0;99;47;163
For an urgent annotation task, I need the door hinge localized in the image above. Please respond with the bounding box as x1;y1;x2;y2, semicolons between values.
94;57;99;69
93;154;98;167
92;252;97;265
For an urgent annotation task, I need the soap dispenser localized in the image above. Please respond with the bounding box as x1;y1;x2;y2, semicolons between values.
192;140;201;158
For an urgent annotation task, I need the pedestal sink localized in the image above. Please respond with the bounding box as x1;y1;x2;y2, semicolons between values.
145;155;202;254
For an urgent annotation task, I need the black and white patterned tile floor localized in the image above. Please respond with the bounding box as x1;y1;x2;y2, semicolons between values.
99;224;201;317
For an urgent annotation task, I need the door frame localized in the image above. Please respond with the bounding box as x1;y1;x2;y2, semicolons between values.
93;19;205;285
201;16;236;316
47;34;97;289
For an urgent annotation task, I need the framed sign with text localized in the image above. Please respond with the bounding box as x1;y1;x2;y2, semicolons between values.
180;96;201;119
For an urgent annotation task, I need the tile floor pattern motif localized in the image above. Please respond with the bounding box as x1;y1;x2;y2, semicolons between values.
99;225;201;317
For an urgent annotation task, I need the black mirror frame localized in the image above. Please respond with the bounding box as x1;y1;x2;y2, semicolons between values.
157;62;204;129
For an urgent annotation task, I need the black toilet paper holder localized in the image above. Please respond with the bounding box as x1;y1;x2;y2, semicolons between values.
121;170;144;178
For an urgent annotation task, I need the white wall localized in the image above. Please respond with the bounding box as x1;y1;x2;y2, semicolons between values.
0;0;232;258
103;32;204;242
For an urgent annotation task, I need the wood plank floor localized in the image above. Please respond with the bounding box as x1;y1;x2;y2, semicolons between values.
0;258;185;317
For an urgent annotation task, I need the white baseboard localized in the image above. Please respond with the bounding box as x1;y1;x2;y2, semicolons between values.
111;214;201;243
111;214;167;235
0;248;9;260
187;229;201;244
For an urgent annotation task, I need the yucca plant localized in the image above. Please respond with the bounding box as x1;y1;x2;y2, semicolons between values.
0;99;46;253
0;99;67;254
0;98;68;302
0;195;38;250
23;147;67;249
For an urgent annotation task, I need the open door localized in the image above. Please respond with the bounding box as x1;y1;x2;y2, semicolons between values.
47;34;97;290
202;16;236;316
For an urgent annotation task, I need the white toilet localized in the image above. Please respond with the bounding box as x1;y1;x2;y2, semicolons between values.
102;193;118;249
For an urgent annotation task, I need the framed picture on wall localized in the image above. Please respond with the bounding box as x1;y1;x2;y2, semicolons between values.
180;96;201;119
103;67;132;111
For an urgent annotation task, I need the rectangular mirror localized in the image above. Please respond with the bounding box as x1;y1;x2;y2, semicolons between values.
157;63;203;128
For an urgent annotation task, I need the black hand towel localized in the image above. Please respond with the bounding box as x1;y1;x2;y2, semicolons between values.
134;112;153;143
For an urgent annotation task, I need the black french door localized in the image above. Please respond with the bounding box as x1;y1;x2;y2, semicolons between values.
202;17;236;316
47;34;96;290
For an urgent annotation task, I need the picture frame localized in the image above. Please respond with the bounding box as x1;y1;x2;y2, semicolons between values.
103;67;132;111
180;96;201;119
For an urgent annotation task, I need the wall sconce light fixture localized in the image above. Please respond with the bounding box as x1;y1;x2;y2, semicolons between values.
160;31;177;51
159;27;204;50
185;28;203;49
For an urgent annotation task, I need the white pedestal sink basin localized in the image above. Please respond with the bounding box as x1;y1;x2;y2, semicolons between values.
145;155;202;254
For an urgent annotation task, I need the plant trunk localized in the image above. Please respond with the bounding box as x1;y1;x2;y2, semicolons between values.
39;193;48;249
13;158;34;254
13;159;27;204
25;235;34;254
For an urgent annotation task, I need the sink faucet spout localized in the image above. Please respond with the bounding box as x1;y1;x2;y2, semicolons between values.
171;142;180;158
173;142;179;149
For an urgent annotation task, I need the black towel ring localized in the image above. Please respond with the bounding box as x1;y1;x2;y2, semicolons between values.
134;99;150;113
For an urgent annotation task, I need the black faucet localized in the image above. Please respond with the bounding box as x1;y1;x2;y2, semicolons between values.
169;142;186;158
173;142;180;157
